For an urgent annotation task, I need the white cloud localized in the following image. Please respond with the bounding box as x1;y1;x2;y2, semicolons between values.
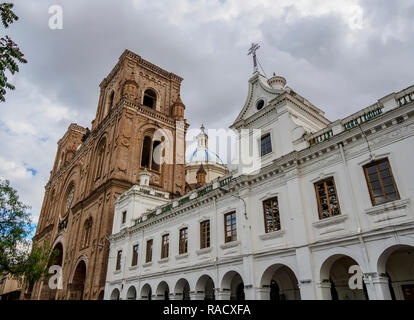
0;156;33;181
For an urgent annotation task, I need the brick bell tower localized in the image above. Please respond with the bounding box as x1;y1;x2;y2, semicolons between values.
30;50;188;300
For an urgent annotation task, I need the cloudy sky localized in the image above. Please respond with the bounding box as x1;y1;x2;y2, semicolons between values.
0;0;413;226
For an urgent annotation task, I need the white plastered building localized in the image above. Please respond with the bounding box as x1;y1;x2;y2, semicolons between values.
104;70;414;301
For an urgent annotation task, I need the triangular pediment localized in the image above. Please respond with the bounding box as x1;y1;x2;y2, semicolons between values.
232;72;285;126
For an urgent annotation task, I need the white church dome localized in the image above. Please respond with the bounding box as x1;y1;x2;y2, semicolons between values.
188;124;225;165
189;149;224;165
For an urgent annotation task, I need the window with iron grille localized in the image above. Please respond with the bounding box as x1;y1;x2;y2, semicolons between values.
116;250;122;270
261;134;272;157
224;212;237;243
145;239;153;263
314;177;341;220
200;220;210;249
179;228;188;254
161;234;169;259
131;244;139;266
263;197;281;233
363;159;400;206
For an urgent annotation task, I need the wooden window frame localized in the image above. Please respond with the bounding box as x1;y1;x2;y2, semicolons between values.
179;228;188;255
200;220;210;249
161;234;169;259
116;250;122;270
145;239;153;263
131;244;139;266
260;134;272;157
314;177;342;220
224;212;237;243
263;197;281;233
363;158;400;206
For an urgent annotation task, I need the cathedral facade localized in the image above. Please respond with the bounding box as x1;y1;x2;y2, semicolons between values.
104;69;414;300
29;50;188;300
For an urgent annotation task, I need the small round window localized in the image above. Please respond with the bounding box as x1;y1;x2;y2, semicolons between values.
256;99;265;110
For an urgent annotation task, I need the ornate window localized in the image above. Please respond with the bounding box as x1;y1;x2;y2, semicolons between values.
224;212;237;243
256;99;265;110
116;250;122;270
63;185;75;218
314;177;341;220
179;228;188;254
261;134;272;157
263;197;281;233
363;159;400;206
143;89;157;108
82;217;93;248
200;220;210;249
95;140;106;180
131;244;139;266
145;240;153;263
161;234;169;259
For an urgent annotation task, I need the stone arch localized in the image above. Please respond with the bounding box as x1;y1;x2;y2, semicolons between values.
319;253;367;300
376;240;414;275
174;278;190;300
142;87;159;110
38;238;65;300
68;256;88;300
195;274;216;300
138;124;172;174
259;263;300;300
376;243;414;300
140;283;152;300
156;281;170;300
221;270;245;300
51;236;65;266
126;285;137;300
110;288;120;300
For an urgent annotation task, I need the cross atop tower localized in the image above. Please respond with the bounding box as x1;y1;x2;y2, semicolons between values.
247;43;260;72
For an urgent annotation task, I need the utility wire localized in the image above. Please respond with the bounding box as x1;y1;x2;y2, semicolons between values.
257;56;268;79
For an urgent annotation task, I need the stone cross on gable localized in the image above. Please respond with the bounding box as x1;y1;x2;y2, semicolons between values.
247;43;260;72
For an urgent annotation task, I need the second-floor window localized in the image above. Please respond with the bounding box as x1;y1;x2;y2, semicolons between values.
314;177;341;220
179;228;188;254
263;197;281;233
200;220;210;249
121;211;126;224
363;158;400;206
161;234;169;259
131;244;139;266
116;250;122;270
146;240;153;263
261;134;272;157
224;212;237;243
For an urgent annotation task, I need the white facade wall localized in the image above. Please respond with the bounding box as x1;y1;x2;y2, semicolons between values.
105;79;414;300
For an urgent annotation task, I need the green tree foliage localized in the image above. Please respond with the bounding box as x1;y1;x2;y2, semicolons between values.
0;180;55;289
0;2;27;102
